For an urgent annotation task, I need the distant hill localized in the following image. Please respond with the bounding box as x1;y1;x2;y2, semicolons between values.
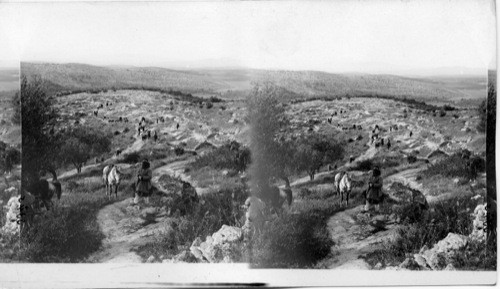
0;69;19;91
21;62;226;94
21;62;486;103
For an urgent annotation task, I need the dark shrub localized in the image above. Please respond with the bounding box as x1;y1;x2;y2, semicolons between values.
191;142;251;172
174;146;185;156
121;152;141;164
407;155;417;163
423;153;484;180
443;104;456;111
354;159;374;171
251;210;334;268
365;194;482;269
20;197;111;262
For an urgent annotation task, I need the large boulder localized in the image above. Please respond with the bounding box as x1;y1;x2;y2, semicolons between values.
413;233;469;270
190;225;244;263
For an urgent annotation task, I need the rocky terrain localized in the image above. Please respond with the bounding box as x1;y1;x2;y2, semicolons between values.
13;63;489;269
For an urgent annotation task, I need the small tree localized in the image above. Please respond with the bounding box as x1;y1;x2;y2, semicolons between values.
60;137;90;174
58;126;111;173
295;144;323;180
21;75;59;186
246;83;290;201
295;136;344;180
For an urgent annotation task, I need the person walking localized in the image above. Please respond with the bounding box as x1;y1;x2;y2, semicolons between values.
363;166;383;213
135;159;152;204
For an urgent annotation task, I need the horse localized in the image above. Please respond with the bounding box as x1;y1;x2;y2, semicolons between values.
26;169;62;211
334;172;352;206
103;165;112;188
106;165;121;199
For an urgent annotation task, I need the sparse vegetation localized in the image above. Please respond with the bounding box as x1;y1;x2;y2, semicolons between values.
250;207;335;268
135;182;249;262
422;151;485;180
364;194;495;270
191;141;251;172
20;194;113;262
14;62;490;270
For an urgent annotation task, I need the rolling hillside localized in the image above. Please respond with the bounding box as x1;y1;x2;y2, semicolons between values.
0;69;19;91
21;62;226;94
21;62;486;104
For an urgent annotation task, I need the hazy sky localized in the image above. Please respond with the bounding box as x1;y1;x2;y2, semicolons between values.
0;0;496;73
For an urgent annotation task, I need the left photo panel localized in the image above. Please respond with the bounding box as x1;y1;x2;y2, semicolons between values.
0;65;22;261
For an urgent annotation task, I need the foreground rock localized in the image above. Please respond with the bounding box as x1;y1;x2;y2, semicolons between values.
189;225;244;263
469;204;486;242
2;195;20;235
395;233;469;270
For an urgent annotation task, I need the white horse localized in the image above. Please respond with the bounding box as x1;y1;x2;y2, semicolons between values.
334;172;352;206
103;165;121;198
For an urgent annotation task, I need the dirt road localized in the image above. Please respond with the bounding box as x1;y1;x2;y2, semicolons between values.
87;197;172;263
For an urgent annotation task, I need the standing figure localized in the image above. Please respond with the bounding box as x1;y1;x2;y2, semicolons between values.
284;181;293;207
176;122;180;130
180;182;199;215
363;167;383;213
153;131;158;142
135;159;152;204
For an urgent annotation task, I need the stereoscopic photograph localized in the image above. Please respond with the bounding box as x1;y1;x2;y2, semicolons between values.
0;0;496;287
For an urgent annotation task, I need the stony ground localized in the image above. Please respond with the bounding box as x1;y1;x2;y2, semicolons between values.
50;90;485;264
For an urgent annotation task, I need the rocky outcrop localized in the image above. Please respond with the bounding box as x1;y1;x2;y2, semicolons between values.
241;196;266;237
189;225;244;263
393;233;469;271
469;204;486;242
2;195;20;235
